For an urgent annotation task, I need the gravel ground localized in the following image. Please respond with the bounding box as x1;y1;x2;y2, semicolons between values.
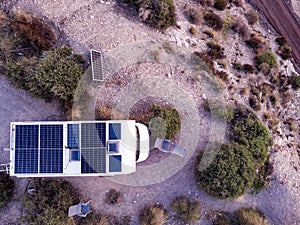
0;0;300;225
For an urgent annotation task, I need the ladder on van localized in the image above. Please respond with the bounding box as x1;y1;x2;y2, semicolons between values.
0;164;10;174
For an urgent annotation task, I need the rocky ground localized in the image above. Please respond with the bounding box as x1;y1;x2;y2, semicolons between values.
0;0;299;225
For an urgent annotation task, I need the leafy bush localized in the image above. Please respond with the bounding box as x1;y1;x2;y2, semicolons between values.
140;205;169;225
214;0;228;10
245;10;259;25
233;208;269;225
196;143;256;199
291;72;300;90
5;47;84;107
255;50;277;68
11;9;57;51
203;12;223;31
22;179;78;225
131;104;181;140
196;106;272;198
0;172;14;208
171;195;201;224
124;0;177;30
229;107;272;166
105;189;122;205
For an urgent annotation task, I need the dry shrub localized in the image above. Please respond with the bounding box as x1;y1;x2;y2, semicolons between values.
230;19;249;39
234;208;269;225
171;195;201;224
203;11;223;31
275;36;287;46
231;0;243;7
140;205;169;225
95;105;125;120
214;0;228;10
190;25;198;35
245;34;264;50
207;41;225;59
245;10;259;25
11;9;57;50
277;44;292;60
186;6;202;25
199;0;214;7
249;95;261;111
105;189;122;205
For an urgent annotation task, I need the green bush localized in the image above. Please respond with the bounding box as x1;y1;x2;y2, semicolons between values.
5;47;84;107
291;72;300;90
171;195;201;224
203;12;223;31
196;106;272;199
22;179;78;225
233;208;269;225
214;0;227;10
196;143;256;199
0;173;15;208
124;0;177;30
256;50;277;68
140;204;169;225
229;107;272;166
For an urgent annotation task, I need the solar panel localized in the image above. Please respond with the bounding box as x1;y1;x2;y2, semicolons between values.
68;124;80;149
90;49;104;81
109;123;121;140
109;155;122;172
15;125;39;174
81;123;106;148
40;125;63;173
81;123;107;173
81;147;106;173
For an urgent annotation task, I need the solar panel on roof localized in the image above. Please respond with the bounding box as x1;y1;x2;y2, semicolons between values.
67;124;80;149
15;125;39;174
90;49;104;81
81;123;107;173
81;147;106;173
109;155;122;172
39;125;63;173
81;123;106;148
109;123;121;140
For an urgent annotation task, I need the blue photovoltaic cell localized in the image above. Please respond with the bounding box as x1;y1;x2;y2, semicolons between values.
81;147;106;173
109;155;122;172
68;124;80;149
15;125;39;174
81;123;106;148
81;123;107;173
109;123;121;140
40;125;63;173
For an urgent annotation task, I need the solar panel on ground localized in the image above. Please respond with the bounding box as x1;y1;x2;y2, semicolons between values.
40;125;63;173
81;123;106;173
67;124;80;149
90;49;104;81
15;125;39;174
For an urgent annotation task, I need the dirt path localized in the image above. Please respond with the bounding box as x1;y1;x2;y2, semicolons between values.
248;0;300;70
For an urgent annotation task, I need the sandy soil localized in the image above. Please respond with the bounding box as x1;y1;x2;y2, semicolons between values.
0;0;300;225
